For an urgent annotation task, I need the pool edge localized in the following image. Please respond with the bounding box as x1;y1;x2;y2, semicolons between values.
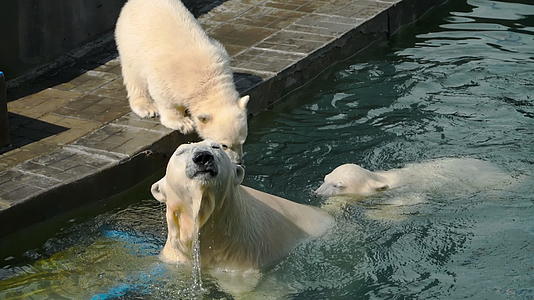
0;0;448;237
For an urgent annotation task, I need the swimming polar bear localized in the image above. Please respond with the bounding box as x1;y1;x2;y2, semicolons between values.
151;140;333;271
115;0;249;163
315;158;511;199
315;158;514;217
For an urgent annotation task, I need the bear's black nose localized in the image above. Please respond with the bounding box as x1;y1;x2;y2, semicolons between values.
193;151;214;166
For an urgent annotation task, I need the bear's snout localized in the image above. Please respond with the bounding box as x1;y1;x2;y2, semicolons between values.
187;150;218;179
193;151;214;166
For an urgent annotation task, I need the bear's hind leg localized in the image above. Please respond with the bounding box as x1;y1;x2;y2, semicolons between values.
122;64;159;118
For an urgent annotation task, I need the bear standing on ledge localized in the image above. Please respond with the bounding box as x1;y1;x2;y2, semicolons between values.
115;0;249;163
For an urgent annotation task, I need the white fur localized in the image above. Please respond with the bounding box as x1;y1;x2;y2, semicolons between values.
115;0;249;162
151;140;333;272
316;158;514;214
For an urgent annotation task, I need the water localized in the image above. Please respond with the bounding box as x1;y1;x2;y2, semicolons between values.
1;0;534;298
191;215;203;295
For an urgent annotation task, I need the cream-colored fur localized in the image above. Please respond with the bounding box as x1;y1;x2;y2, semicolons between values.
316;158;514;206
115;0;249;162
316;158;512;198
151;140;333;272
316;158;515;221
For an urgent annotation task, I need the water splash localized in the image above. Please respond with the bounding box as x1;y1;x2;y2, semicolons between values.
189;192;204;297
160;203;166;239
190;226;203;295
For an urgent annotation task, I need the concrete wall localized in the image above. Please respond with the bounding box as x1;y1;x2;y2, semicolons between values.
0;0;127;81
0;0;205;83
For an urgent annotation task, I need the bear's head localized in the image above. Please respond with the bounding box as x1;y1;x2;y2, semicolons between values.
151;140;245;257
194;95;249;165
315;164;389;197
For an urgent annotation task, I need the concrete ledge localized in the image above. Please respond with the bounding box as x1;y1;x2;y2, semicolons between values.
0;113;198;236
0;0;447;237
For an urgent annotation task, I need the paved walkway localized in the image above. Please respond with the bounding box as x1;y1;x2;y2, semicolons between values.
2;61;125;170
0;0;444;235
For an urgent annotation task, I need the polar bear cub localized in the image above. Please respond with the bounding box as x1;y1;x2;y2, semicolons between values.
115;0;249;162
315;158;512;199
151;140;333;270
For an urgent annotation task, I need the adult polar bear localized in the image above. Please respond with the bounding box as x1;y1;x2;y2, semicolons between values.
115;0;249;163
151;140;333;270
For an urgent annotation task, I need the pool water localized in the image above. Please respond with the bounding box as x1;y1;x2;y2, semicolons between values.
2;0;534;298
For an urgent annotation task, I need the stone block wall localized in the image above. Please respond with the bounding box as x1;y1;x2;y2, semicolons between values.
0;0;207;83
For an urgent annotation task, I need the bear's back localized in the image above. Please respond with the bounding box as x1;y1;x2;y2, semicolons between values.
116;0;216;60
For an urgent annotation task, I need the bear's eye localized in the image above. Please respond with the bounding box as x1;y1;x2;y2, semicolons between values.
211;145;220;149
333;183;345;189
221;144;228;150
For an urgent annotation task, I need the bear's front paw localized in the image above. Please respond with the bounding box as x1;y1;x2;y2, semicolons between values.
178;117;195;134
131;101;159;118
161;116;196;134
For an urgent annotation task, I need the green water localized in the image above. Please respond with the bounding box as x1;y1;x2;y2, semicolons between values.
2;0;534;298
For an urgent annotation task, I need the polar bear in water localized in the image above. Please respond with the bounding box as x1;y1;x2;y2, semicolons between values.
315;158;515;217
115;0;249;163
151;140;333;270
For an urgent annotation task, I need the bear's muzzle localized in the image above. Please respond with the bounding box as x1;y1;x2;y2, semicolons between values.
187;150;218;179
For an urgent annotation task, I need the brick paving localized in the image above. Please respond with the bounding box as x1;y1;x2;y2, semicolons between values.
0;0;445;236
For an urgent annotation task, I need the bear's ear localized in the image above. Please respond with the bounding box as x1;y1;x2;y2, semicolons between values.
197;114;211;124
368;179;389;192
238;95;249;110
235;165;245;185
151;179;166;202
